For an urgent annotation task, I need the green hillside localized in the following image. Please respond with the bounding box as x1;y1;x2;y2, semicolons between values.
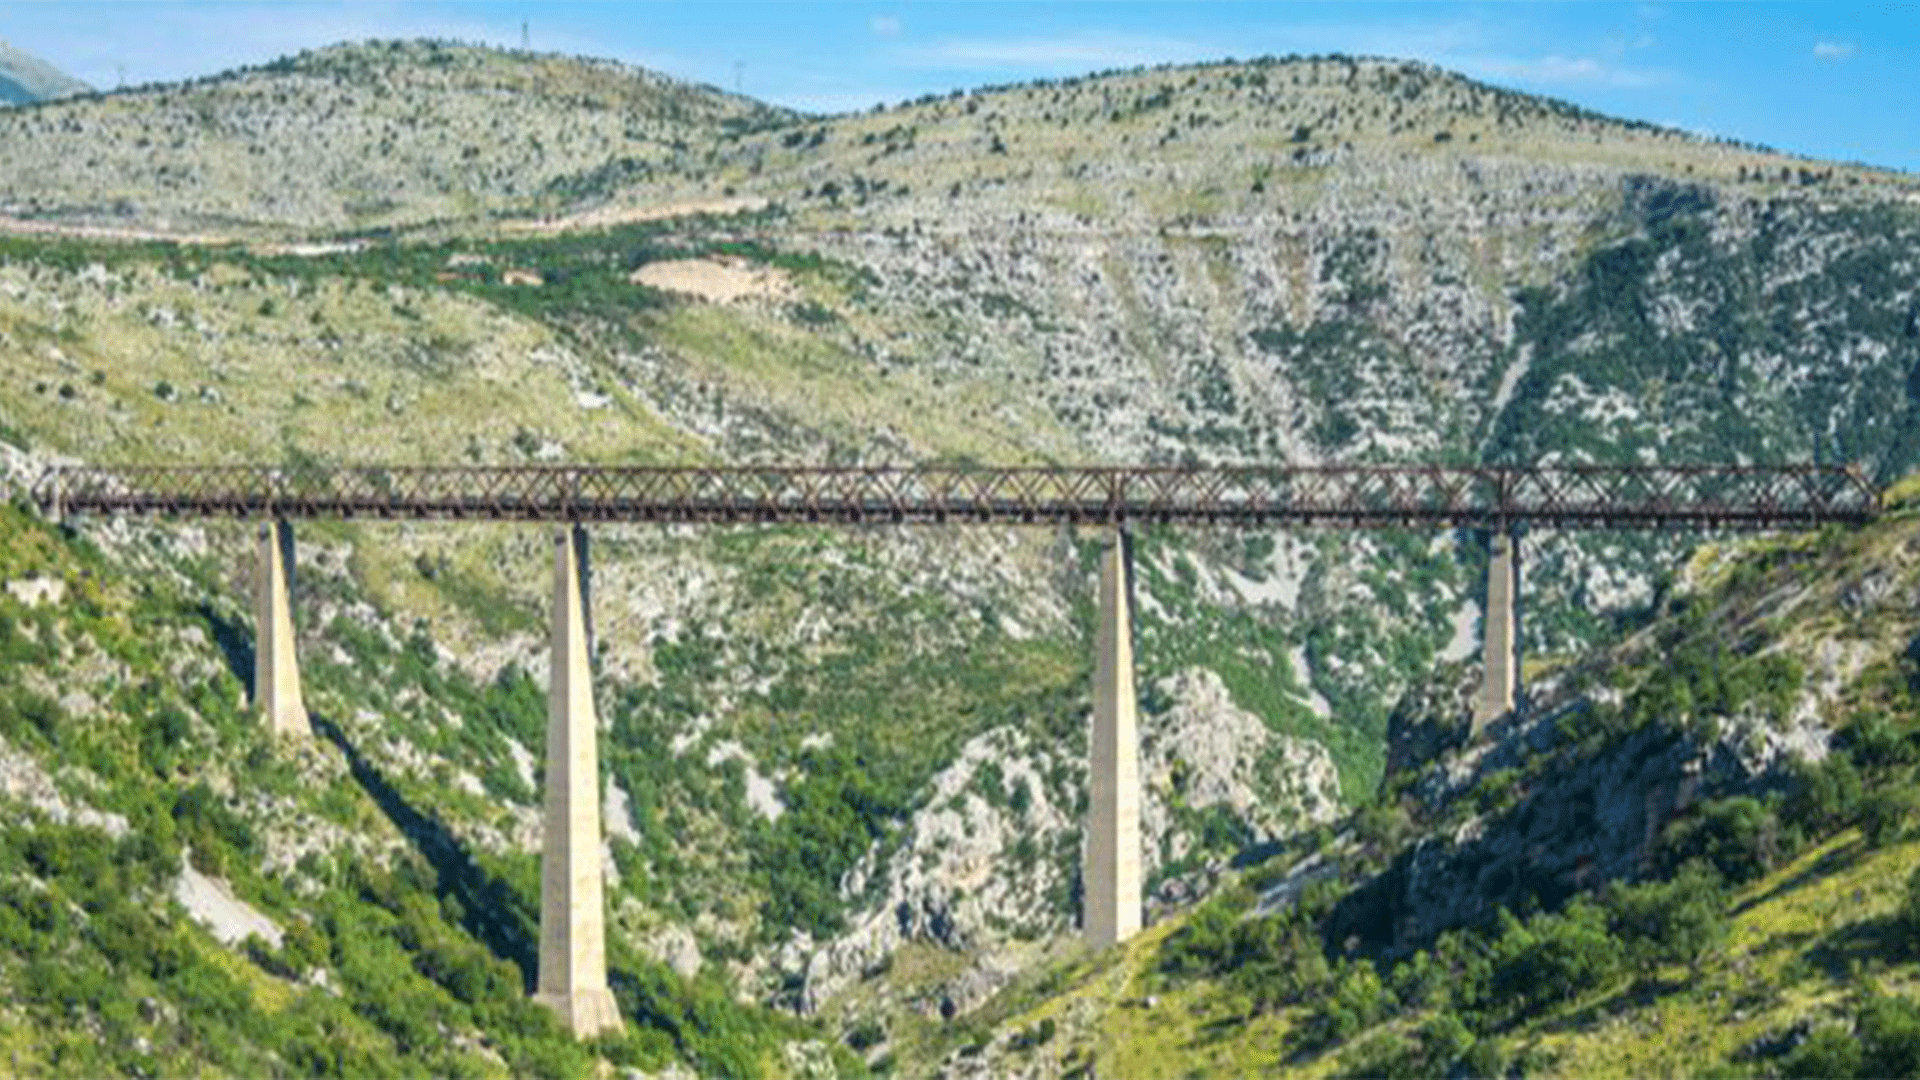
2;39;1920;1078
873;497;1920;1077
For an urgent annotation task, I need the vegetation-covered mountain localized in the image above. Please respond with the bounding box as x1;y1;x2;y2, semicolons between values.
0;38;89;107
0;40;789;231
2;38;1920;1077
900;483;1920;1078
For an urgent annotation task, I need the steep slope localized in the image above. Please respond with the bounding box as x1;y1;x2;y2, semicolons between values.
0;495;832;1078
0;220;1349;1071
0;38;89;106
3;45;1920;1077
890;490;1920;1078
0;39;789;232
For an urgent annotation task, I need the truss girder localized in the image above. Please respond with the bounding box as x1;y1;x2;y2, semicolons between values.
33;464;1879;530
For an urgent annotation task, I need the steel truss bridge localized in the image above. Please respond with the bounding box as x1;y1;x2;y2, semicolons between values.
35;463;1880;530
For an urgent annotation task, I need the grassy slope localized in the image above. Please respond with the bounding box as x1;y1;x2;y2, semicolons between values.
0;501;835;1079
1533;829;1920;1077
919;829;1920;1079
873;500;1920;1077
3;49;1920;1079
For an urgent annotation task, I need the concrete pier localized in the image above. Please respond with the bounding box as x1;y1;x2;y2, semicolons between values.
534;525;624;1039
1084;529;1143;948
1474;529;1520;731
253;519;310;738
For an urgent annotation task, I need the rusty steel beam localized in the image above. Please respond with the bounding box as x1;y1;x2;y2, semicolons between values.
30;463;1880;530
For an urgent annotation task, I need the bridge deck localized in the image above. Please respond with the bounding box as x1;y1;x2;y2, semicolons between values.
35;464;1879;530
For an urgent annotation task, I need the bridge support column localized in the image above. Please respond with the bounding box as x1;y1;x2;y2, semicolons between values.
1085;529;1142;948
1474;528;1521;732
253;519;310;738
535;525;623;1039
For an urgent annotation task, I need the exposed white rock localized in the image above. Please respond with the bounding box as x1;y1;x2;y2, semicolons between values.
0;739;129;837
1143;669;1341;873
173;855;284;949
1288;645;1334;718
5;576;65;607
795;724;1075;1013
644;923;705;978
1440;599;1479;662
791;668;1337;1017
605;777;640;843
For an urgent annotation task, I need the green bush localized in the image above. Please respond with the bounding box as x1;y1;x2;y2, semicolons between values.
1481;901;1622;1023
1158;880;1343;1016
1298;961;1393;1049
755;745;913;938
1778;990;1920;1078
1784;753;1864;838
1601;863;1729;972
1658;796;1783;885
1898;865;1920;955
1860;787;1920;847
1843;710;1920;770
1338;1012;1487;1079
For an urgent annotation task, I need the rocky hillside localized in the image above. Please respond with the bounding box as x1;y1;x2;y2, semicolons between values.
878;486;1920;1078
0;38;89;107
3;40;1920;1078
0;40;789;232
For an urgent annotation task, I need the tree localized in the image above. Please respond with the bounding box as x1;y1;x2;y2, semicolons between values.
1785;753;1863;837
1484;901;1622;1022
1861;787;1919;847
1659;797;1782;884
1603;863;1729;973
1898;864;1920;957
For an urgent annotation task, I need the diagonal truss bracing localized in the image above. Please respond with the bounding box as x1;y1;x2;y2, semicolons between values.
33;464;1880;530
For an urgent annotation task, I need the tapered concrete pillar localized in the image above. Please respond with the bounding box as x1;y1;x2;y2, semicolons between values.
253;519;310;738
1474;529;1520;732
534;525;623;1039
1084;529;1143;948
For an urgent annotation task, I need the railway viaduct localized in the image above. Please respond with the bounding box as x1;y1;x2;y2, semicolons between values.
34;462;1878;1037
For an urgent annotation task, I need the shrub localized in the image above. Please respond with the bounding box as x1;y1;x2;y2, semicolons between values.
1338;1012;1483;1079
1898;865;1920;955
1844;709;1920;770
1784;753;1864;838
1602;862;1729;972
1857;990;1920;1078
1860;787;1920;847
1780;1027;1863;1078
1778;991;1920;1078
1299;961;1393;1049
1659;796;1783;885
1482;901;1622;1022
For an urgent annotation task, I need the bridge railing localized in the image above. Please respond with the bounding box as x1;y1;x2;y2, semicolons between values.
32;463;1880;529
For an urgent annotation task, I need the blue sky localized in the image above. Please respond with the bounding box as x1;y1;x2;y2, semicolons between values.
2;2;1915;172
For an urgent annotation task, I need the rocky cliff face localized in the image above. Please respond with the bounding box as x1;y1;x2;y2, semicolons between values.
789;668;1339;1016
3;42;1920;1072
1338;520;1920;957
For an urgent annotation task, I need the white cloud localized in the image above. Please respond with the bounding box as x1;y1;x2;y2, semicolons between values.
1461;53;1668;89
869;15;902;39
899;31;1212;73
1813;41;1857;60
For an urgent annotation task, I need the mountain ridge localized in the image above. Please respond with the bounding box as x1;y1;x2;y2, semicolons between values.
2;33;1920;1079
0;39;1912;237
0;37;90;106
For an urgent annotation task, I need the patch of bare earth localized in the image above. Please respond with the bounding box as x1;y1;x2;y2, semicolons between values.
631;256;793;304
